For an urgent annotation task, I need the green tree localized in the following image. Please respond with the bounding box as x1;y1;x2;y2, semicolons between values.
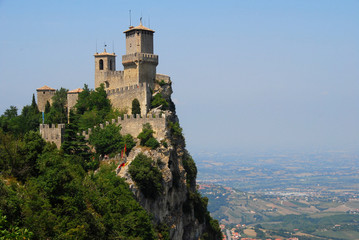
74;84;91;115
61;110;90;161
19;104;41;133
21;131;46;179
128;153;163;199
0;106;20;134
31;94;39;113
137;123;159;149
75;84;113;131
120;134;136;155
0;210;33;240
44;101;51;114
46;88;68;124
183;154;197;187
151;93;168;109
89;124;122;155
131;98;141;115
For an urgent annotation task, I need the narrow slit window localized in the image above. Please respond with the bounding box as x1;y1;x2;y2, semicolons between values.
99;59;104;70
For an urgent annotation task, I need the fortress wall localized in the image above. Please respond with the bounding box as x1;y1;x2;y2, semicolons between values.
95;70;124;89
138;62;156;89
107;83;151;116
40;124;65;148
37;90;55;112
67;93;79;115
105;71;125;89
82;113;167;141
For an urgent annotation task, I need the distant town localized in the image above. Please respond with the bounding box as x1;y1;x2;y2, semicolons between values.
196;151;359;240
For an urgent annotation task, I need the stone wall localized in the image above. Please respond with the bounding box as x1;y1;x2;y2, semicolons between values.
82;113;167;141
95;70;124;89
37;90;55;112
67;92;79;116
156;73;170;83
39;124;65;148
107;83;151;116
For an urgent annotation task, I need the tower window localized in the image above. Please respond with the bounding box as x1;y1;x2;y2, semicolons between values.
99;59;104;70
109;60;113;70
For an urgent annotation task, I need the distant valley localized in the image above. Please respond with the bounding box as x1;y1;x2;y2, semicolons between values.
195;151;359;239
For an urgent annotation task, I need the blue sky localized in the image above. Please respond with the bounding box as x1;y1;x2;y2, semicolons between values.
0;0;358;153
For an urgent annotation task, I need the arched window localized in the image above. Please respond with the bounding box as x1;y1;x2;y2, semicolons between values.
109;60;113;70
99;59;104;70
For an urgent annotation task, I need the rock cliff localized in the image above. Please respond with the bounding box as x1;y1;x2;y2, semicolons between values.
118;79;220;240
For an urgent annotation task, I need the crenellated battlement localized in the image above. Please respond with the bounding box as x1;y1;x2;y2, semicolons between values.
39;124;65;148
106;82;149;96
82;113;167;141
97;70;124;77
122;53;158;65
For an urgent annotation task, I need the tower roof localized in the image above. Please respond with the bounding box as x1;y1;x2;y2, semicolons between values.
37;85;55;91
68;88;83;94
124;23;155;33
94;48;116;57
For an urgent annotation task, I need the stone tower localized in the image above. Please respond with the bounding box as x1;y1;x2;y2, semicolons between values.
37;85;56;112
93;22;160;115
122;22;158;88
94;49;117;88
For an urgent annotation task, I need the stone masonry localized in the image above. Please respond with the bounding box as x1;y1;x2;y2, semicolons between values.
37;85;56;112
38;22;169;147
39;124;65;148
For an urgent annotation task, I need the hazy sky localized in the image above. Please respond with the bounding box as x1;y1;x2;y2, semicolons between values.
0;0;358;154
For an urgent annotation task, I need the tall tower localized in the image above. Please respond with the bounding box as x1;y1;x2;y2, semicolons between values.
94;49;116;88
36;85;56;112
122;22;158;88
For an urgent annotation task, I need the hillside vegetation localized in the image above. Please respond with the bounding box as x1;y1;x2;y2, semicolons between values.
0;83;221;239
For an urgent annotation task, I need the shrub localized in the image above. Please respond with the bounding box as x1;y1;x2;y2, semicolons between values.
158;80;166;86
183;155;197;187
169;121;183;137
120;134;136;155
160;140;168;148
151;94;168;109
131;98;141;115
145;137;160;149
137;123;159;149
128;153;163;198
89;124;122;155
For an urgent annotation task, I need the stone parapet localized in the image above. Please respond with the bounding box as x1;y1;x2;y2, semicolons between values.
82;113;167;141
106;82;149;96
122;53;158;65
39;124;65;148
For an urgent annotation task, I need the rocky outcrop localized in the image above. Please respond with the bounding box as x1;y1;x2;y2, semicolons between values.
117;80;218;240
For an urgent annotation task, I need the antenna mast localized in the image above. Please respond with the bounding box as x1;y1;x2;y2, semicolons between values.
129;10;132;26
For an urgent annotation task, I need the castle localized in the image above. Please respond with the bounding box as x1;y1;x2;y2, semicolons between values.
38;22;170;147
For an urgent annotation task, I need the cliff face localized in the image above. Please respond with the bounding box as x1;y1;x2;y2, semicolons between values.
118;80;219;239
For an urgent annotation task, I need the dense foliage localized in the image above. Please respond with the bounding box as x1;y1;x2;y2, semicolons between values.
0;96;40;136
0;133;157;239
151;93;169;110
137;123;159;149
0;85;221;239
128;153;163;199
0;89;158;239
131;98;141;115
45;88;68;124
89;124;135;156
168;121;183;138
182;154;197;187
